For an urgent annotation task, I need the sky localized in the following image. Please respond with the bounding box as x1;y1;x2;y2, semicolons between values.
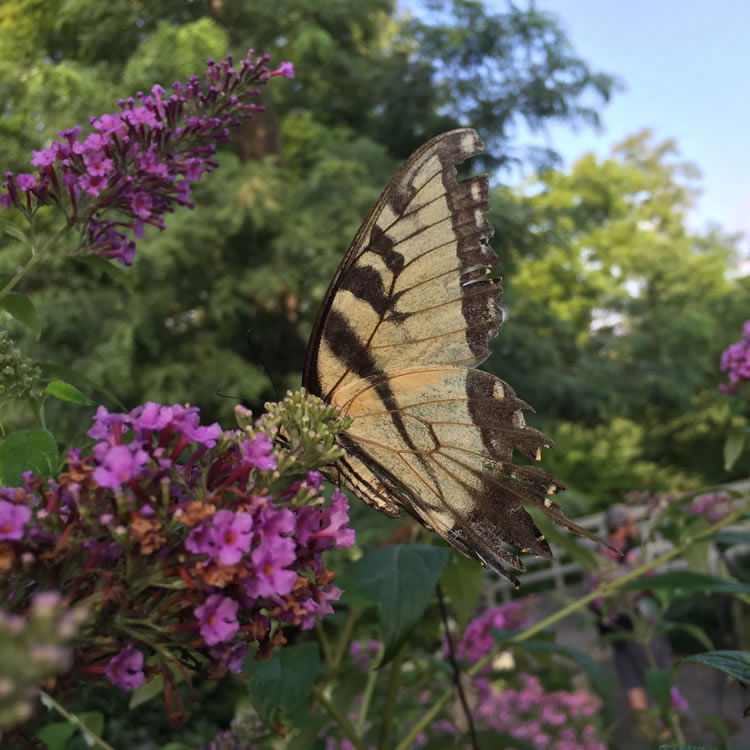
504;0;749;252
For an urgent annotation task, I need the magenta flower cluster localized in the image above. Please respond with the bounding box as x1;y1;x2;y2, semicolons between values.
449;599;535;664
467;673;605;750
688;491;733;522
0;400;353;702
0;53;293;265
719;321;750;394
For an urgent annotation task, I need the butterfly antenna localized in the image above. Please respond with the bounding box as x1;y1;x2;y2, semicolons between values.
214;389;269;412
245;327;281;401
436;583;481;750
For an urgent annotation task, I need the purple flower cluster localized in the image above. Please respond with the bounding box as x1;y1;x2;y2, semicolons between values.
449;599;535;664
0;400;354;705
719;321;750;394
688;491;732;522
0;53;293;265
468;674;605;750
349;639;382;670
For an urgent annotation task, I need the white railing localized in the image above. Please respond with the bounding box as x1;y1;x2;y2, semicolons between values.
483;480;750;605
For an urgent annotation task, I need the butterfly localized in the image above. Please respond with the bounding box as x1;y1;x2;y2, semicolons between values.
302;128;606;585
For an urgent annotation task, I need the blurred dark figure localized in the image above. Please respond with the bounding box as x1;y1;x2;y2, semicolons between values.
591;504;672;713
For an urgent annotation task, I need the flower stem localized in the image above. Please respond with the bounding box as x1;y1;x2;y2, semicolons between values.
330;606;359;674
312;685;365;750
38;690;116;750
356;666;379;733
394;497;750;750
378;645;405;750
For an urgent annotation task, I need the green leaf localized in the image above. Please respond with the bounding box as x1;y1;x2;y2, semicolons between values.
713;530;750;546
246;642;323;722
129;674;164;709
645;668;672;715
0;428;58;483
533;514;600;570
496;633;614;704
724;430;746;471
36;712;104;750
0;292;40;337
440;550;484;629
660;621;715;651
658;746;722;750
621;571;750;596
0;217;28;243
46;379;97;406
698;711;731;742
683;650;750;684
37;721;77;750
70;255;134;290
38;362;126;410
348;544;449;663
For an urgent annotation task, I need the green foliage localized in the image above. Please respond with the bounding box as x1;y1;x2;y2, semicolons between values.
246;643;323;722
0;427;58;483
348;544;449;662
683;650;750;684
439;551;484;628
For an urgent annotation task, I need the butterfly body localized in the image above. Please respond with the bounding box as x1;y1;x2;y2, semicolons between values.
303;128;605;585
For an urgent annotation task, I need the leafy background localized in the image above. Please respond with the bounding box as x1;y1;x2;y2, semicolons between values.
0;0;747;512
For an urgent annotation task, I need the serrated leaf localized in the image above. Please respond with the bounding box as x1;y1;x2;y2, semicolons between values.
683;650;750;684
348;544;449;663
46;379;97;406
129;674;164;709
645;668;672;715
246;642;322;722
621;571;750;595
724;430;746;471
0;292;40;336
70;254;134;290
440;551;484;629
658;746;722;750
0;428;58;483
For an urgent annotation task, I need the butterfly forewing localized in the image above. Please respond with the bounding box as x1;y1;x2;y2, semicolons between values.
303;129;500;401
302;128;608;583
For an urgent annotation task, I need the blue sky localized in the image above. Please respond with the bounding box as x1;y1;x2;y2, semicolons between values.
505;0;749;250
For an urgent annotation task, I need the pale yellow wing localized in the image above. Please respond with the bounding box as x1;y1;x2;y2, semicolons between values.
329;366;607;585
302;129;498;401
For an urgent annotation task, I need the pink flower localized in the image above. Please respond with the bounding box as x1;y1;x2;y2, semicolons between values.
105;644;145;690
243;538;298;598
240;434;277;471
211;510;253;565
195;594;239;646
0;499;31;540
269;61;295;78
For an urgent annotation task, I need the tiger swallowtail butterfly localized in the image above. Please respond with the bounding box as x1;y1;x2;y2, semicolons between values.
302;128;606;585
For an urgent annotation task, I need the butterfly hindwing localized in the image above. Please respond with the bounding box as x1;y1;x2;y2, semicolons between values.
303;128;608;583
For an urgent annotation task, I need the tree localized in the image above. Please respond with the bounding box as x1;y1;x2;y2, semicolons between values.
0;0;617;441
490;130;747;504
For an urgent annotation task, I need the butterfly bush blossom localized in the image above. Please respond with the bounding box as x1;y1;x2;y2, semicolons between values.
0;53;293;265
0;390;353;722
309;600;607;750
719;321;750;394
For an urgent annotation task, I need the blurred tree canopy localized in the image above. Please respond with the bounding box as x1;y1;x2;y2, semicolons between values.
0;0;746;508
